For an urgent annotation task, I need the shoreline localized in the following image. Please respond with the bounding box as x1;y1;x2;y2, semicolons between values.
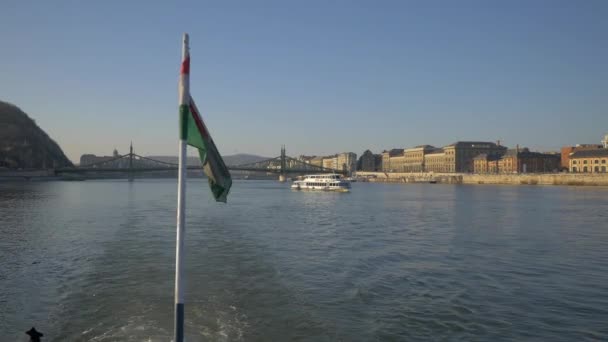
356;171;608;187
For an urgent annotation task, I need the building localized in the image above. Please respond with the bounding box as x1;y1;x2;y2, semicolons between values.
336;152;357;175
403;145;437;172
309;156;324;167
379;141;505;173
473;148;559;174
80;148;121;167
381;149;405;172
322;157;338;169
561;144;603;170
423;149;447;173
603;133;608;148
80;154;114;166
443;141;507;173
570;149;608;173
358;150;377;171
374;154;383;172
322;156;337;170
298;155;316;164
473;153;503;174
498;148;560;173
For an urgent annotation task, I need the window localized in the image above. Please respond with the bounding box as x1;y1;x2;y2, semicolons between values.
572;167;577;173
603;160;607;164
594;166;600;172
573;160;577;164
583;166;588;172
584;160;588;164
595;160;600;164
602;166;607;173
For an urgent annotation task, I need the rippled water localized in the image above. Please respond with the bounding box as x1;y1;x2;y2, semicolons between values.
1;179;608;341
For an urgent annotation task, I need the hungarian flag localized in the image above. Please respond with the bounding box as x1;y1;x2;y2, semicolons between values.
179;45;232;202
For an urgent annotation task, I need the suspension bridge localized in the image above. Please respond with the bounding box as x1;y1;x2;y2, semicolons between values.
55;144;345;180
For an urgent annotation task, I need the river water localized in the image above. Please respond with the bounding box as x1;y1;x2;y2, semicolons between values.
1;179;607;341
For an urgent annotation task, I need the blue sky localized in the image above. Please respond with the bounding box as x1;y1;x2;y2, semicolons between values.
1;0;607;162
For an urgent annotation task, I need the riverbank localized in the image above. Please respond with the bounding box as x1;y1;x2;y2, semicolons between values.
356;171;608;186
0;169;271;181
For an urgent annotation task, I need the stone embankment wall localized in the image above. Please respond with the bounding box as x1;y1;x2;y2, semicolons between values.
356;172;462;184
356;172;608;186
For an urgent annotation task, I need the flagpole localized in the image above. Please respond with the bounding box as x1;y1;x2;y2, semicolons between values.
175;32;189;342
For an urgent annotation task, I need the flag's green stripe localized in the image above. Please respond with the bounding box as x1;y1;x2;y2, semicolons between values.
186;115;206;151
183;105;232;202
179;105;189;141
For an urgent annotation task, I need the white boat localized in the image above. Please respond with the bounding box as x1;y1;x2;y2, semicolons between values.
291;174;351;192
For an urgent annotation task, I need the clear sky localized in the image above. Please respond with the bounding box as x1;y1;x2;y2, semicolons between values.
1;0;607;162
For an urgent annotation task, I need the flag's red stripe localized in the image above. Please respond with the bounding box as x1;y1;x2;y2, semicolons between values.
181;56;190;75
189;102;209;139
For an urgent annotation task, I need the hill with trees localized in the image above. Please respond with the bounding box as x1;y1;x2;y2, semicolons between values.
0;101;72;169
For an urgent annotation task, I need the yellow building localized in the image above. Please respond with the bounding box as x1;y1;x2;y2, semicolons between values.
403;145;436;172
424;150;447;172
569;149;608;173
322;156;337;170
443;141;506;173
310;156;324;167
381;149;405;172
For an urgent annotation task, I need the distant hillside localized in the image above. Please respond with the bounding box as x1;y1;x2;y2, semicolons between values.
145;155;202;166
0;101;73;169
146;153;269;166
222;153;269;166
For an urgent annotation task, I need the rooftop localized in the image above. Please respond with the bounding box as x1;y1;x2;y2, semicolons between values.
503;148;560;158
446;141;502;148
383;148;404;157
570;149;608;158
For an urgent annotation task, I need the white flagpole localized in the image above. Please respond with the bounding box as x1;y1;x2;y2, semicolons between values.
175;32;189;342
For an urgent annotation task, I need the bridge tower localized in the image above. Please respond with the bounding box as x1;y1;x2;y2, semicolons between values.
279;145;287;182
128;141;134;182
